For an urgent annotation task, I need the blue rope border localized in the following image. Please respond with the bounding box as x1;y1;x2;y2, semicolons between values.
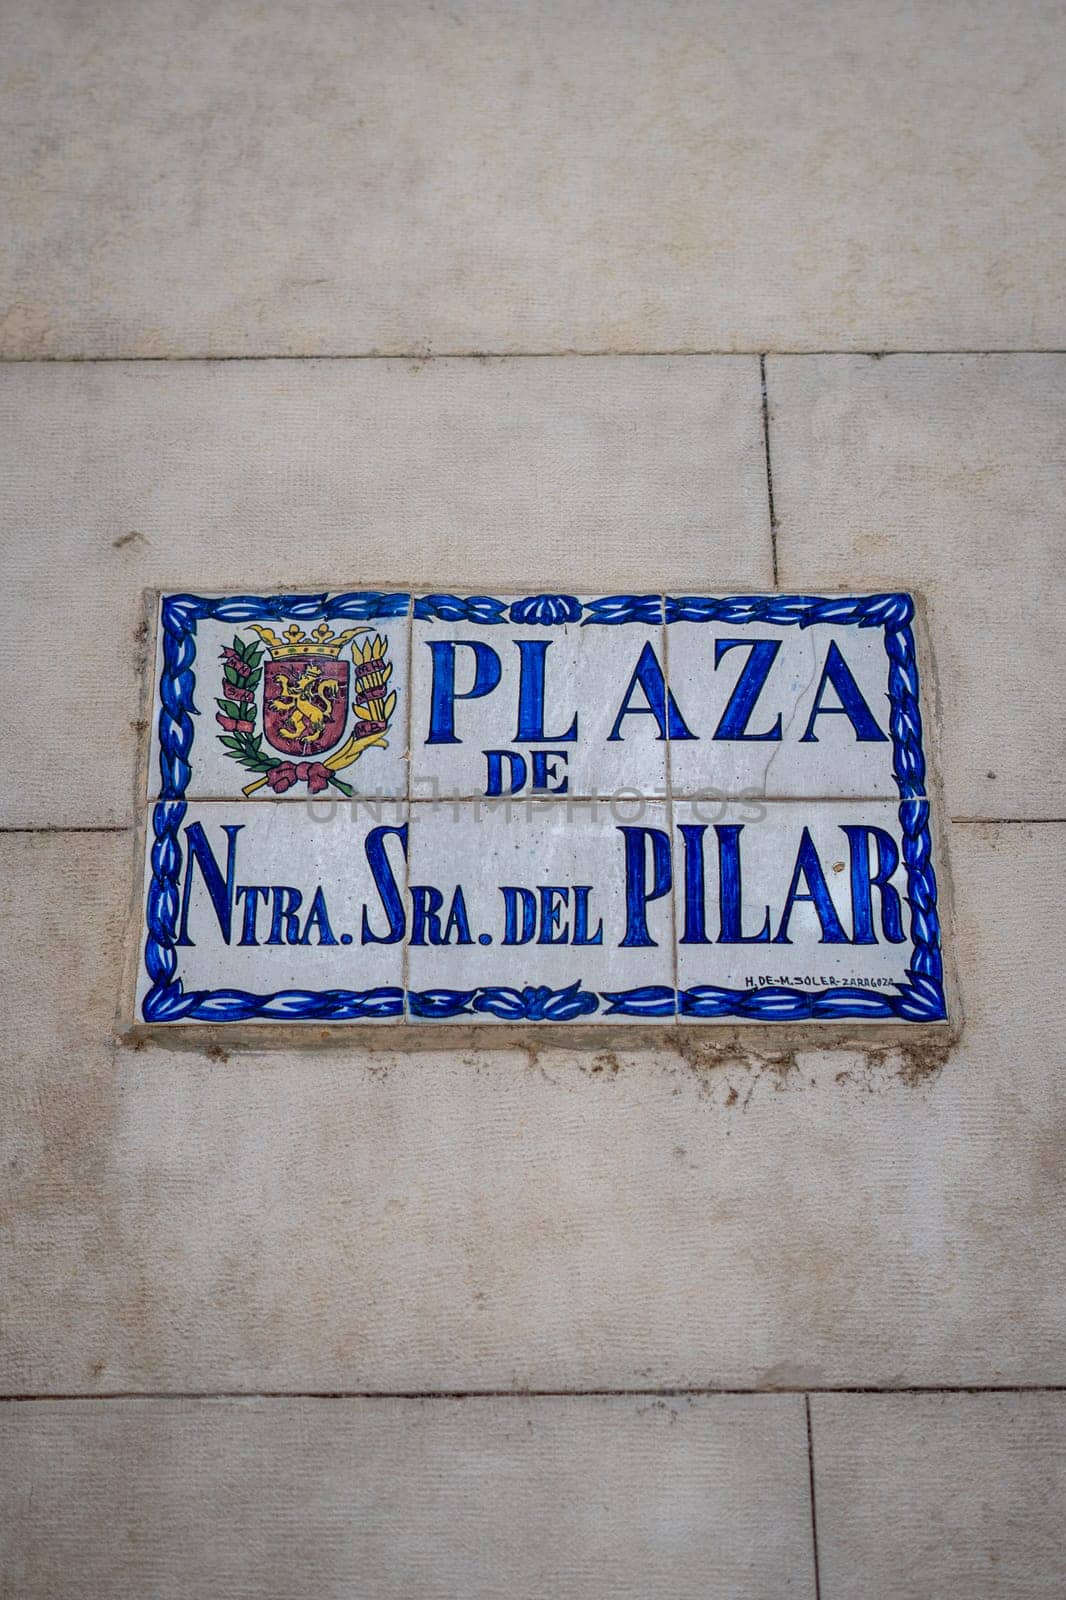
665;592;942;1021
143;592;410;1022
412;593;663;626
142;591;944;1024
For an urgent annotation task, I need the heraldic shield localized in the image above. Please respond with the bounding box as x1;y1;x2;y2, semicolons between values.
215;619;397;797
262;655;349;755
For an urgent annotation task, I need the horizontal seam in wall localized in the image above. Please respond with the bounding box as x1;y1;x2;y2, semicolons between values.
3;1385;1065;1403
0;826;131;835
0;349;1065;365
950;817;1065;825
2;819;1062;838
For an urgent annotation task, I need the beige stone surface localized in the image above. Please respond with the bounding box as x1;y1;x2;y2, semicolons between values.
2;3;1063;1587
0;1394;815;1599
811;1391;1066;1599
768;354;1066;820
2;816;1062;1393
0;355;768;828
2;1;1062;359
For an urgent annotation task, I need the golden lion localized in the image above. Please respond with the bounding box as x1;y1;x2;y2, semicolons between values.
269;663;341;748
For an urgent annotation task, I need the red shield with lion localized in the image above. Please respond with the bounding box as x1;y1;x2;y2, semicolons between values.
263;657;350;756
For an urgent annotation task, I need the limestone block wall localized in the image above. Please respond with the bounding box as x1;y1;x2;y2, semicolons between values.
1;4;1063;1597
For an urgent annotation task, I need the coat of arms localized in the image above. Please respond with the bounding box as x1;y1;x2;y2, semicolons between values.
215;620;397;796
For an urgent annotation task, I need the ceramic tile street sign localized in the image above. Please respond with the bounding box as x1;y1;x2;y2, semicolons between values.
137;591;947;1026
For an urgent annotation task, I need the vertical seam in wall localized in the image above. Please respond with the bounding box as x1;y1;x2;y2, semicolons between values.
759;354;779;586
805;1394;823;1600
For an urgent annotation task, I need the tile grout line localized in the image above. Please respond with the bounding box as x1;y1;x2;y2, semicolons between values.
401;599;415;1021
660;593;681;1021
759;354;779;586
805;1394;823;1600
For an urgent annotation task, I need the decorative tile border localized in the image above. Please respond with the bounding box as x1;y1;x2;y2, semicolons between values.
411;593;663;626
666;592;941;1022
140;590;945;1025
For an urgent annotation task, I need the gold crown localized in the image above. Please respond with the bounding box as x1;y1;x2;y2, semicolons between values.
248;621;370;659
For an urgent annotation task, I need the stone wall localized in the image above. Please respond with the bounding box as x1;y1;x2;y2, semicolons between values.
1;4;1063;1596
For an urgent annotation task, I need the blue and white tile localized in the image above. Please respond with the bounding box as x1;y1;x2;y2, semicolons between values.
137;800;408;1023
147;595;411;803
409;593;667;802
404;797;676;1023
665;605;908;801
672;799;943;1022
